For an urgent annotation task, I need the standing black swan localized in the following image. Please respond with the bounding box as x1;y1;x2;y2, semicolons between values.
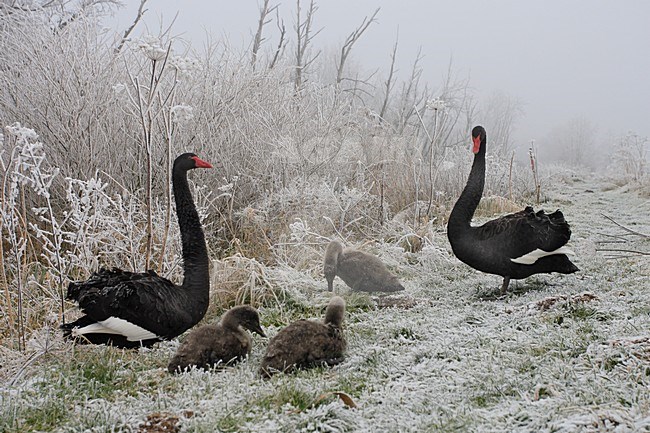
167;305;265;373
61;153;213;347
324;240;405;293
447;126;579;294
259;296;346;377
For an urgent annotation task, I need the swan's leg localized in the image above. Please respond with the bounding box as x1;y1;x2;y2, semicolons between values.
500;276;511;294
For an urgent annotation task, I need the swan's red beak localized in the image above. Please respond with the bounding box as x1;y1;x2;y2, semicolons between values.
472;136;481;154
192;156;213;169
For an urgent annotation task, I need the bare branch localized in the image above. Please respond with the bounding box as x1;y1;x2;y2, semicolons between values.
602;213;650;238
294;0;322;91
251;0;279;69
269;9;287;69
379;31;398;120
395;47;425;133
56;0;123;33
335;8;379;86
596;248;649;254
115;0;148;54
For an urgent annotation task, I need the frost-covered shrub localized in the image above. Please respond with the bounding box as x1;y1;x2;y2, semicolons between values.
1;124;65;349
0;16;126;181
607;132;649;188
207;255;275;318
242;177;384;257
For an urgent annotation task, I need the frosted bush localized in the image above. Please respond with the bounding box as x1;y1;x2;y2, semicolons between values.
5;122;39;142
4;124;62;268
483;154;512;197
374;241;407;268
0;124;68;349
190;183;213;227
170;104;194;123
440;161;455;171
251;178;383;241
419;242;453;267
4;123;57;201
169;55;200;76
216;176;237;197
288;218;314;244
608;132;648;184
60;178;210;278
426;97;446;111
59;175;111;271
112;83;127;94
137;35;167;61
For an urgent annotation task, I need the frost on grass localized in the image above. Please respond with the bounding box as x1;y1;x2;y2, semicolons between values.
2;175;650;432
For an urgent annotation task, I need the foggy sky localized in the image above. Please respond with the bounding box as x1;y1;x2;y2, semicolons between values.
110;0;650;151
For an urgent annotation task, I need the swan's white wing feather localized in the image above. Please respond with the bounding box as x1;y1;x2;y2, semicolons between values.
72;317;159;341
510;246;575;265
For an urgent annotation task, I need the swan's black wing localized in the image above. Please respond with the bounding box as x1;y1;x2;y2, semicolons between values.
65;268;192;344
474;207;572;260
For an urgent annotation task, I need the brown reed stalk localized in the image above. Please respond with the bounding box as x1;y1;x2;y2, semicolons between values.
528;140;541;204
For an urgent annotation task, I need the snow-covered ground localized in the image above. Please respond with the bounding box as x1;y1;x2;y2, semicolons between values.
1;175;649;433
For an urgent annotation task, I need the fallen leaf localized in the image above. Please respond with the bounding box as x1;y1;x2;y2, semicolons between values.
313;391;358;408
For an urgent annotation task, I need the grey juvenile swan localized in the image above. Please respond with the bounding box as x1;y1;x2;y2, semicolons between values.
168;305;265;373
323;241;405;293
259;296;346;377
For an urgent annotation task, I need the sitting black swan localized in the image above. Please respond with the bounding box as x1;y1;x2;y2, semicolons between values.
61;153;213;347
259;296;346;377
324;240;405;293
167;305;265;373
447;126;579;294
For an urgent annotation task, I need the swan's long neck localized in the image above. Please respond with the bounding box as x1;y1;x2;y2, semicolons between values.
324;241;343;268
448;144;485;237
219;310;240;331
324;296;345;327
173;168;209;292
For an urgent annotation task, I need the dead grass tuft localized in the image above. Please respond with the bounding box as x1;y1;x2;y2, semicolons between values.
474;195;522;218
206;255;277;321
534;291;599;312
138;411;194;433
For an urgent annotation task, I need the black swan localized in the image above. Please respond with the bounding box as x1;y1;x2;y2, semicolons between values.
447;126;579;294
167;305;265;373
61;153;213;347
324;240;405;293
259;296;346;377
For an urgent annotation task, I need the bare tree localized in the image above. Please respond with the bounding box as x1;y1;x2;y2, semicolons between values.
334;8;379;88
251;0;279;69
125;37;179;267
294;0;321;91
611;132;648;182
378;33;399;121
268;8;287;69
394;47;428;134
